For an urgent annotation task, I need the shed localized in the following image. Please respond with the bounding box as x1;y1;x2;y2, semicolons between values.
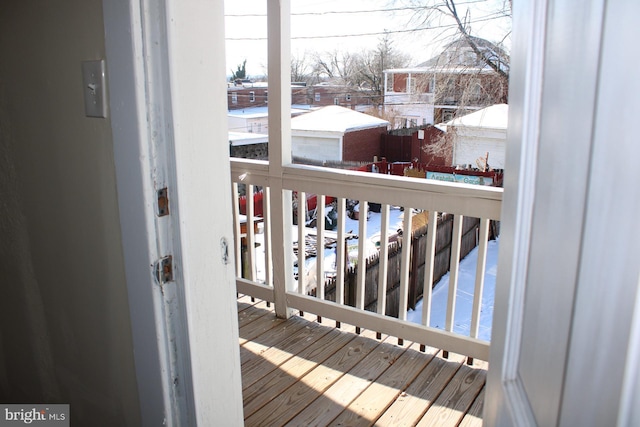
291;106;389;163
445;104;508;169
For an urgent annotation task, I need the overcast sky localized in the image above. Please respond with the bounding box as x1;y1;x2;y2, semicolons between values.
224;0;511;78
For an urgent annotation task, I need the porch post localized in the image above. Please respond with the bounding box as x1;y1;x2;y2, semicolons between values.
267;0;295;318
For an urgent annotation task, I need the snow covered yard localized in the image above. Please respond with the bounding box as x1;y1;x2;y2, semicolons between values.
407;238;499;341
249;206;498;342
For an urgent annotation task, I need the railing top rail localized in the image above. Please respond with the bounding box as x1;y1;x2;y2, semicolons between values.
283;163;502;198
231;159;503;220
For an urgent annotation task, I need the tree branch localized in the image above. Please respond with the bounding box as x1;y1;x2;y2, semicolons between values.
445;0;509;81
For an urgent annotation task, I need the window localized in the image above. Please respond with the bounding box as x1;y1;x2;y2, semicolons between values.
442;109;455;122
409;77;416;94
472;80;482;99
314;92;321;102
345;93;352;102
249;91;255;102
231;92;238;104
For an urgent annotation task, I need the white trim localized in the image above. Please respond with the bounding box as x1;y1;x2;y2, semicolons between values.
288;293;490;360
618;274;640;427
103;2;178;424
104;1;243;425
267;0;295;318
484;0;547;424
230;160;503;220
164;1;244;424
560;1;640;424
398;208;413;321
445;214;463;331
355;201;368;310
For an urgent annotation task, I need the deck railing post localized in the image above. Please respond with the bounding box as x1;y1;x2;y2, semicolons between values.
267;0;293;318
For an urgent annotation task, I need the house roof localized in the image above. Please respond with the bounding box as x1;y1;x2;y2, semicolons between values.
384;36;509;75
291;106;389;133
228;131;268;146
418;36;509;69
228;106;310;119
445;104;509;129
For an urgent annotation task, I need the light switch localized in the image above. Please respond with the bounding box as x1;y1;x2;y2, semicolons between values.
82;60;107;118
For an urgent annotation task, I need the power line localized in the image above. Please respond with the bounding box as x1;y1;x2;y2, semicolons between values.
226;13;505;41
225;1;489;17
225;6;424;17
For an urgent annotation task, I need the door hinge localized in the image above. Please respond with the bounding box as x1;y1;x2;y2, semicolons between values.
157;187;169;217
156;255;174;284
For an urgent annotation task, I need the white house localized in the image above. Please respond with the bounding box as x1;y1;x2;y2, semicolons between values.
444;103;508;169
383;36;509;126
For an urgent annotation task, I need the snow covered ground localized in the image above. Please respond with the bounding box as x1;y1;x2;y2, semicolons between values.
407;238;499;342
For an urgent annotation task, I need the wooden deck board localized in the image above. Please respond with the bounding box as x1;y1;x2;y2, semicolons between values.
243;327;357;418
245;330;383;426
237;297;488;427
415;360;488;426
241;316;309;366
283;331;406;427
458;386;485;427
374;352;466;426
242;318;332;389
238;302;285;345
329;343;438;426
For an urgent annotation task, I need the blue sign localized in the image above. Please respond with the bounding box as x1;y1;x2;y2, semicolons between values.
426;172;493;186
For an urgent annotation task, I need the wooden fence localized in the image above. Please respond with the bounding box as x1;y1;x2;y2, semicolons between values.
321;213;498;318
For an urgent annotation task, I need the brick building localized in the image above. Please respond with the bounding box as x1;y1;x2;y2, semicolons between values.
227;81;375;112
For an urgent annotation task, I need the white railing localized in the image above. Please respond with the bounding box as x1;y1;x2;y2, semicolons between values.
384;92;434;105
230;158;502;361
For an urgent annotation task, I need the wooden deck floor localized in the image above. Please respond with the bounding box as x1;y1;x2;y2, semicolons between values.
238;296;488;427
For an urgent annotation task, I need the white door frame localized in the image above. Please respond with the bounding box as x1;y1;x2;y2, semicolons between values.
483;0;550;423
103;1;243;425
486;0;640;425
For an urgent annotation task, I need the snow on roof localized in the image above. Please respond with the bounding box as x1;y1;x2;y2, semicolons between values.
445;104;508;129
228;106;269;118
291;106;389;133
228;106;309;119
228;131;268;146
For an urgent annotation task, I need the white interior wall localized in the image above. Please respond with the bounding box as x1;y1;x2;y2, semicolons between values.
0;1;140;424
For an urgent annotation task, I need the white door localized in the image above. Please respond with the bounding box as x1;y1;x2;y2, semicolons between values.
104;1;244;425
485;0;640;426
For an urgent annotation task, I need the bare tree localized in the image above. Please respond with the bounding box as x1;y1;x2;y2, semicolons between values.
362;105;406;129
396;0;510;83
310;50;357;85
291;53;312;83
352;34;410;106
441;0;510;81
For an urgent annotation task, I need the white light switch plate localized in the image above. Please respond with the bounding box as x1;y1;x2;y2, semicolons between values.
82;60;107;118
